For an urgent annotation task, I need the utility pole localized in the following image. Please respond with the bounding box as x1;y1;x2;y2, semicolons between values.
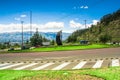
21;21;24;48
30;11;32;37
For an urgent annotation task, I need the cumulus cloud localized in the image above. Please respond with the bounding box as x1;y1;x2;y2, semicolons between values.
20;14;27;18
43;22;64;29
92;20;99;25
69;20;99;29
69;20;84;28
0;22;64;33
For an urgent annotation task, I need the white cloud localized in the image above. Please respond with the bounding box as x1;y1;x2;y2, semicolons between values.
92;20;99;25
69;20;84;28
0;22;64;33
20;14;27;18
84;6;88;9
14;18;20;21
44;22;64;29
80;6;84;9
69;20;99;29
80;6;88;9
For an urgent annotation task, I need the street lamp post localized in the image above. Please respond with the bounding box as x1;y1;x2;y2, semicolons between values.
84;20;87;40
21;21;24;49
30;11;32;37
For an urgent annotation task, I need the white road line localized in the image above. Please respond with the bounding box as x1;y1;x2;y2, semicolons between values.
0;63;10;67
32;63;54;70
72;61;87;69
112;59;119;67
0;63;23;70
14;63;38;70
52;62;70;70
92;60;103;68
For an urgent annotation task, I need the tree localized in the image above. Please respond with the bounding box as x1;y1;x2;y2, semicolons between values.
30;29;43;46
42;37;49;42
51;40;55;45
99;34;112;43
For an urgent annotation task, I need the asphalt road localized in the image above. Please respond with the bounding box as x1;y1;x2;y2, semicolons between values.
0;47;120;62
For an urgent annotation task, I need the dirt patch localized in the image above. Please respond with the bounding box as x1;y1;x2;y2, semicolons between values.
16;74;103;80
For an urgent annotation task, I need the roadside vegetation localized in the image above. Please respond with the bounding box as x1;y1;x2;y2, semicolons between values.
0;67;119;80
4;44;119;53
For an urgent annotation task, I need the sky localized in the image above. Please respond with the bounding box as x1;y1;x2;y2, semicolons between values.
0;0;120;33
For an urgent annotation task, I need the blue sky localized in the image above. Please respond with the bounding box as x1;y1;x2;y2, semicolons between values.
0;0;120;33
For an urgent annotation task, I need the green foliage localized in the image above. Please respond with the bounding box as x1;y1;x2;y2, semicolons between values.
0;43;6;49
100;9;120;25
42;37;49;42
66;9;120;43
50;39;55;45
30;30;43;46
99;34;112;43
67;29;87;42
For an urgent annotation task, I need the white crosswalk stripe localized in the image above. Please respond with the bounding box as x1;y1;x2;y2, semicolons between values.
0;63;10;67
32;63;54;70
112;59;119;67
92;60;103;68
72;61;87;69
0;59;119;70
14;63;38;70
52;62;70;70
0;63;23;70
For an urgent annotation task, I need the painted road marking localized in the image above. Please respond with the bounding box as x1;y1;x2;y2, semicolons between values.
52;62;70;70
92;60;103;68
32;63;54;70
0;63;23;70
112;59;119;67
14;63;38;70
0;63;10;67
72;61;87;69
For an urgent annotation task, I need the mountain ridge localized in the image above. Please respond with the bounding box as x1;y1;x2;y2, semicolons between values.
0;32;71;42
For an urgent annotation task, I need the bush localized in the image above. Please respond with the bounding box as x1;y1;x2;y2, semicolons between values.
99;34;112;43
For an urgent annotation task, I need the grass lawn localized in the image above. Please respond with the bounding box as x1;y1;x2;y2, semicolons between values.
0;67;119;80
7;44;120;53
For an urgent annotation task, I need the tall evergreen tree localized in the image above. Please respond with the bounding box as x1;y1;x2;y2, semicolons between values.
30;28;43;46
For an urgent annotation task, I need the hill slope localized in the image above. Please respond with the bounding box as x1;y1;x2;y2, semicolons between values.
67;9;120;43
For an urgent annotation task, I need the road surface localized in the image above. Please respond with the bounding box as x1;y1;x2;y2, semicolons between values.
0;47;120;62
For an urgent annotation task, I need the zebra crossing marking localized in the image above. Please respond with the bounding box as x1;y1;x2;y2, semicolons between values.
0;59;119;70
32;63;54;70
92;60;103;68
0;63;10;67
0;63;23;70
14;63;38;70
112;59;119;67
52;62;70;70
72;61;87;69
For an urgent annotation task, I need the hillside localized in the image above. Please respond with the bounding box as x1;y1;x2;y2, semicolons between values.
67;9;120;43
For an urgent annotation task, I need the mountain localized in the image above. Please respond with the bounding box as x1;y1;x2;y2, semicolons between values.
0;32;71;43
67;9;120;43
